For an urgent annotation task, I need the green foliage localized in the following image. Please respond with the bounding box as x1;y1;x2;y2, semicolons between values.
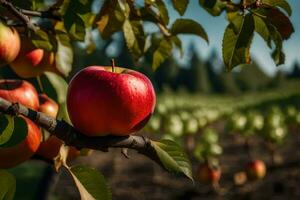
0;115;14;146
0;116;28;148
0;170;16;200
42;72;70;123
198;0;226;16
152;139;193;181
222;14;254;70
69;165;112;200
152;37;173;70
170;19;208;43
171;0;189;16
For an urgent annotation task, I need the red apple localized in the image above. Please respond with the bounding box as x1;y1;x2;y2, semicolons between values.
10;39;57;78
67;66;156;136
246;159;266;180
0;23;20;66
197;163;221;184
0;79;41;168
36;93;80;161
0;79;39;110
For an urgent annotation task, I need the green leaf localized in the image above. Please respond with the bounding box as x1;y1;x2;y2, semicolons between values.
198;0;226;16
152;38;173;70
222;14;254;70
123;20;145;59
0;170;16;200
269;25;285;65
96;0;125;39
43;72;71;123
31;29;54;51
0;115;14;146
170;19;208;43
262;0;292;16
69;165;111;200
155;0;169;25
152;139;193;181
254;15;271;48
55;31;73;77
171;36;183;56
171;0;189;16
63;0;94;41
0;117;27;148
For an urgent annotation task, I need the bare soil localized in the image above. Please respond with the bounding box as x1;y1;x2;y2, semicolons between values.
49;125;300;200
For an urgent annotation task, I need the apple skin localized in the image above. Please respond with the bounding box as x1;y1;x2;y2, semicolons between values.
36;93;80;161
0;23;21;66
67;66;156;136
0;79;39;110
38;94;59;118
197;163;221;184
246;160;266;180
0;80;41;168
10;39;57;78
0;117;42;169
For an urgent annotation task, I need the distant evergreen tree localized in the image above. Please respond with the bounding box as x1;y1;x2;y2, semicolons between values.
236;61;271;92
288;62;300;79
187;46;212;93
269;70;286;88
205;51;223;93
154;57;180;91
218;71;241;95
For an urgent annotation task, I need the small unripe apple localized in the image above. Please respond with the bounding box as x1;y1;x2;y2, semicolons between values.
36;93;79;161
197;163;221;184
0;80;41;168
10;39;57;78
246;159;266;180
0;23;20;66
67;65;156;136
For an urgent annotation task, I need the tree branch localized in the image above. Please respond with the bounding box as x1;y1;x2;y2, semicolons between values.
0;0;61;31
0;96;163;168
0;0;37;31
20;9;61;21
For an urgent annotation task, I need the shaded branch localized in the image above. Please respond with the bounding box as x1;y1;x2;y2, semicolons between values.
0;0;37;31
0;0;61;31
20;9;61;21
0;97;163;168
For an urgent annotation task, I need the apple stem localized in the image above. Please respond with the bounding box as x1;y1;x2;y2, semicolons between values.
111;59;115;73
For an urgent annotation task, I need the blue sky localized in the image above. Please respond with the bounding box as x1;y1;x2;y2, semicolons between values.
168;0;300;75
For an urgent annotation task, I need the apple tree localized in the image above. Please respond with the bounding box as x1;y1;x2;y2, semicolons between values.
0;0;295;199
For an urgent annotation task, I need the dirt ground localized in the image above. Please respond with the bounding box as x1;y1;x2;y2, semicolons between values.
45;124;300;200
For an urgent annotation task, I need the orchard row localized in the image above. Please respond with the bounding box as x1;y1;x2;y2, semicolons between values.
143;89;300;185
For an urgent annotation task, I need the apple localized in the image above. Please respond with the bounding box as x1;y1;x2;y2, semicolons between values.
67;65;156;136
0;79;39;110
0;117;42;168
246;159;266;180
36;93;80;160
38;93;59;118
0;79;41;168
197;163;221;184
10;39;57;78
0;23;20;66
